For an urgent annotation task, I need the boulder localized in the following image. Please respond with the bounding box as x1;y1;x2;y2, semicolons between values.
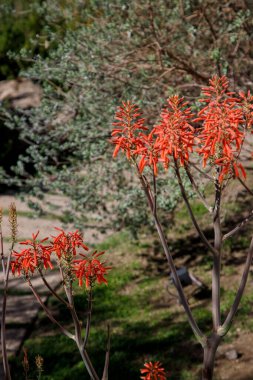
0;78;42;108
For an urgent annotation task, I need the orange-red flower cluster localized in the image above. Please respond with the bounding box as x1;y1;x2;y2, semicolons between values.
51;228;88;259
140;361;167;380
11;231;52;275
196;75;246;182
73;251;111;288
112;101;148;159
11;229;110;288
134;131;160;175
111;96;194;175
154;95;194;168
112;76;253;183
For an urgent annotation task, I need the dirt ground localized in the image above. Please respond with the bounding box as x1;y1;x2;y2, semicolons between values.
215;331;253;380
0;193;108;244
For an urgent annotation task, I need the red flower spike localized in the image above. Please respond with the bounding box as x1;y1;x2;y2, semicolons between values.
140;361;167;380
111;101;148;160
112;77;250;183
154;95;195;169
73;251;111;288
238;90;253;128
196;75;247;182
11;232;53;276
51;229;89;259
134;132;160;175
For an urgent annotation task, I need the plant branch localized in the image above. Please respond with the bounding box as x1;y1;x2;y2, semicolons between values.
184;164;212;213
56;261;99;380
153;172;157;215
1;238;15;380
80;349;100;380
101;324;111;380
27;278;75;340
220;237;253;336
174;160;218;256
136;163;205;344
223;209;253;241
1;284;12;380
238;176;253;196
38;269;70;308
189;161;214;181
212;176;222;330
82;288;93;349
5;241;15;283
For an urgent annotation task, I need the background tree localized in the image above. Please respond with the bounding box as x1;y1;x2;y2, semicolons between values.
1;0;253;231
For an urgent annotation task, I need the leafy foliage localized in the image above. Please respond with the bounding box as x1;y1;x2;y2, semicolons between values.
1;0;253;230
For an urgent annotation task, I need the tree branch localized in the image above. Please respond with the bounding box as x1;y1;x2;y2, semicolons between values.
174;160;218;256
188;160;214;181
38;269;70;308
135;162;205;344
28;278;75;340
212;176;222;329
101;324;111;380
238;176;253;196
184;164;212;213
1;238;15;380
220;237;253;336
223;209;253;241
82;288;93;349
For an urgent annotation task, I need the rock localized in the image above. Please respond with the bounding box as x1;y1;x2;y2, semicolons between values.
225;349;238;361
0;78;42;108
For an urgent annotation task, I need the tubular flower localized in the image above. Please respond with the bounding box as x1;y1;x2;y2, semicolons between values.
134;132;160;175
238;90;253;129
154;95;195;168
140;361;167;380
73;251;111;288
111;101;148;159
196;75;246;182
51;228;89;259
11;231;53;276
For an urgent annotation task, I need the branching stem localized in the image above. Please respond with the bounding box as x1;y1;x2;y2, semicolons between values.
174;160;218;256
135;162;205;344
212;176;222;330
221;237;253;335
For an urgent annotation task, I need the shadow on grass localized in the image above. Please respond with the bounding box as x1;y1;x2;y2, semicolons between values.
9;271;211;380
10;317;204;380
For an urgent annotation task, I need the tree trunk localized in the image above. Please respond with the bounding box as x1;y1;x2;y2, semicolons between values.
202;334;221;380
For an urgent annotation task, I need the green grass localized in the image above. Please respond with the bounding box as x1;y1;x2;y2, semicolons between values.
223;234;250;254
176;202;208;221
95;230;132;251
173;200;210;235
